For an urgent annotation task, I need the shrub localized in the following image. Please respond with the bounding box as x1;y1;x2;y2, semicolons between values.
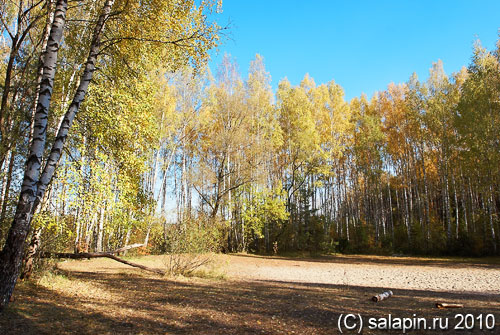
163;216;222;276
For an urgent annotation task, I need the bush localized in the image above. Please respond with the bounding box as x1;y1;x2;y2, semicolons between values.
163;216;222;276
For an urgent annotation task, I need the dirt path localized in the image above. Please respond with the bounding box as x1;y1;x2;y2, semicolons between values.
1;254;500;334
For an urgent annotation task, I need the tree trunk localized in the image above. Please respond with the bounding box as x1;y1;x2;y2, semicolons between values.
488;185;497;254
34;0;116;209
85;212;98;251
452;174;459;239
387;179;394;244
122;226;131;256
0;149;15;228
74;209;81;253
0;0;68;311
469;177;476;233
460;171;468;233
20;228;42;280
403;186;411;243
29;0;55;146
420;142;431;245
96;206;105;252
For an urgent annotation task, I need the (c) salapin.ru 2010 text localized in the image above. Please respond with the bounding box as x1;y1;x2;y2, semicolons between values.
337;313;496;333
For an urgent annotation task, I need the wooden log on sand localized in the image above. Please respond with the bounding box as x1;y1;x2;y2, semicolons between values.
372;290;393;302
40;252;165;275
436;303;464;309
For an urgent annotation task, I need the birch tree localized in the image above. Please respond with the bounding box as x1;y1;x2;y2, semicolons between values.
0;0;223;310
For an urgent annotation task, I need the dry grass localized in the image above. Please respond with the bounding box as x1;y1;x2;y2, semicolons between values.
1;254;499;334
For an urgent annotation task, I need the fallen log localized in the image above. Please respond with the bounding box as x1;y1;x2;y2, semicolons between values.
372;290;393;302
436;303;464;309
40;252;165;275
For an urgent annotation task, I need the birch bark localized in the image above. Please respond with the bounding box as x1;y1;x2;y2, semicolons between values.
0;0;68;310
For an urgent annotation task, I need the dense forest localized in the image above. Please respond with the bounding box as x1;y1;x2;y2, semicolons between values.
1;1;500;302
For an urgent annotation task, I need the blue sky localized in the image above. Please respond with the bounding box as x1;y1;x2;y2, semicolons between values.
209;0;500;101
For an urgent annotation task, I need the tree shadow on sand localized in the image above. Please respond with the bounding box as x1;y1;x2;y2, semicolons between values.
1;267;499;334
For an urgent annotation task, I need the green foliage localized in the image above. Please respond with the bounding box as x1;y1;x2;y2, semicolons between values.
32;212;75;253
240;185;289;243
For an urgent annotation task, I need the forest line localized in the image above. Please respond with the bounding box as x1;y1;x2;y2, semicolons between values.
0;0;499;264
3;45;500;257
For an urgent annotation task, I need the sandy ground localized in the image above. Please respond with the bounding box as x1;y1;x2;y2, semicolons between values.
2;254;500;334
221;254;500;294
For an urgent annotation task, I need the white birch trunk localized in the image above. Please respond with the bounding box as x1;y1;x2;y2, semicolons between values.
0;0;68;310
